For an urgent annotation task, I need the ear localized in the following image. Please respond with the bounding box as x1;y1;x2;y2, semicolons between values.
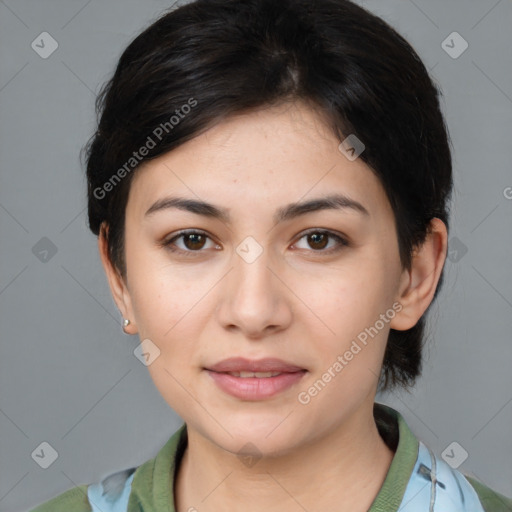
390;218;448;331
97;222;138;334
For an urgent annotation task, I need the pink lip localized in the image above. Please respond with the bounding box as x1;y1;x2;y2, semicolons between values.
205;357;305;373
204;357;307;400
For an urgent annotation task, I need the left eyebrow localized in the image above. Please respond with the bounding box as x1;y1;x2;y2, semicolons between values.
274;194;369;223
143;193;369;224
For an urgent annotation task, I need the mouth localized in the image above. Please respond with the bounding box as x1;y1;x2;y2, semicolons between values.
205;356;306;374
204;357;307;400
221;371;285;378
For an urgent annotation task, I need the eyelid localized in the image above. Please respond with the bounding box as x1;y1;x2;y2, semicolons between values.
291;228;349;252
160;229;218;253
160;227;350;256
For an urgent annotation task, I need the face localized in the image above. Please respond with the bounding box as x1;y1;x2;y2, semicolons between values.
106;101;410;456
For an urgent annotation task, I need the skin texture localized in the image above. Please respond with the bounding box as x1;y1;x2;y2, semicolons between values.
98;101;447;512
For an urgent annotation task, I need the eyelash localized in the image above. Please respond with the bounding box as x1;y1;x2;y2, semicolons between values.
161;228;349;257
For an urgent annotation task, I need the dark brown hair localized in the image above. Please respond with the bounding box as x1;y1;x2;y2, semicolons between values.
83;0;453;392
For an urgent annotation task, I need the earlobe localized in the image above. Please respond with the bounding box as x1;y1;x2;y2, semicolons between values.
390;218;448;331
97;223;138;334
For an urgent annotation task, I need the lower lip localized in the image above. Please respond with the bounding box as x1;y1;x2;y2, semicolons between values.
205;370;307;400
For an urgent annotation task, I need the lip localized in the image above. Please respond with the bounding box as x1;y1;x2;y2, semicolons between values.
205;357;306;373
204;357;307;400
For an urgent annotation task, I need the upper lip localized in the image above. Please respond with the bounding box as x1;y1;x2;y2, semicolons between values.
205;357;306;373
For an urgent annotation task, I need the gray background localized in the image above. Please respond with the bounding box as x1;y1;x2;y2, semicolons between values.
1;0;511;510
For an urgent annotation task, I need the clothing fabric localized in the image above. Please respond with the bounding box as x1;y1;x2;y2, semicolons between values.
30;403;512;511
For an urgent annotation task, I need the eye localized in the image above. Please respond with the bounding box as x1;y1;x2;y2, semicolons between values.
162;229;219;256
161;228;349;257
292;229;349;253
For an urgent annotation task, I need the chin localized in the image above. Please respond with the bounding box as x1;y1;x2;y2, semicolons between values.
199;413;303;457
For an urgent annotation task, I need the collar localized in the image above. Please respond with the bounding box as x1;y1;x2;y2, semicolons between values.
127;402;420;512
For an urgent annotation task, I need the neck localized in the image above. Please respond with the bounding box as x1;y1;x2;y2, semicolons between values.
175;403;394;512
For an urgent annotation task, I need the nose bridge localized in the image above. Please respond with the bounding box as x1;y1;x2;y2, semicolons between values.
232;236;276;307
216;235;291;336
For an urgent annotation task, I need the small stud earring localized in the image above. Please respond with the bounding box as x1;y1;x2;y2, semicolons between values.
123;318;131;328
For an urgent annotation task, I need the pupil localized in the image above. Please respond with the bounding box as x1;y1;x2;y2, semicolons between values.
186;234;204;250
309;233;327;250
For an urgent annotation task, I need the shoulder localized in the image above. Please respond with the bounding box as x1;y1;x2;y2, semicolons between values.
403;440;512;511
29;484;93;512
428;444;512;511
29;467;138;512
29;424;187;512
380;404;512;512
465;474;512;512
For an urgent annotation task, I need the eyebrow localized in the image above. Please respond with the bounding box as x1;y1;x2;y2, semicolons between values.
144;193;369;224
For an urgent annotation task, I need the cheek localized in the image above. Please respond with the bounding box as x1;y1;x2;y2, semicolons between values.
295;253;397;382
126;268;198;387
295;280;391;423
127;263;206;416
126;238;204;336
298;256;392;334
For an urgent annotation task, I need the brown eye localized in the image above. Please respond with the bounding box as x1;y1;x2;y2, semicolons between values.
293;229;349;254
182;233;207;250
162;230;218;256
307;232;329;250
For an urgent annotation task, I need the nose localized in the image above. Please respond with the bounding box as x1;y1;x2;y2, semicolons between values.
215;245;293;339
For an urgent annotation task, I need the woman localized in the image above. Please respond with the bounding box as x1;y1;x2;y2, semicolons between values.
31;0;512;510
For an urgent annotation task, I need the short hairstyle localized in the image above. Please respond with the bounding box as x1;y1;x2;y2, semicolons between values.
83;0;453;393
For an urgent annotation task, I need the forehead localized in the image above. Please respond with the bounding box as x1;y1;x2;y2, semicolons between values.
126;101;389;222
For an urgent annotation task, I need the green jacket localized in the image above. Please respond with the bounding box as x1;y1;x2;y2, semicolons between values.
30;403;512;511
